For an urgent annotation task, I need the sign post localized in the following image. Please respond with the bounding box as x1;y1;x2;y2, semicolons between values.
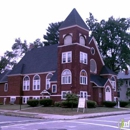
77;98;86;113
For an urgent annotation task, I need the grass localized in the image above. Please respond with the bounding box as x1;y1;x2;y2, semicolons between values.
0;104;127;115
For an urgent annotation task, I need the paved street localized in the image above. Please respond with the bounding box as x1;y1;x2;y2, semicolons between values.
0;114;130;130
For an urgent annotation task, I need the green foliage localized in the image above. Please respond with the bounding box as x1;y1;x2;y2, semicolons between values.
87;100;97;108
61;100;78;108
27;99;39;107
54;101;62;107
86;13;130;73
40;99;53;107
126;88;130;97
43;21;63;46
120;101;129;107
103;101;116;107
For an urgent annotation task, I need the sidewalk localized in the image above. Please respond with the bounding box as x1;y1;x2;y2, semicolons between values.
0;108;130;120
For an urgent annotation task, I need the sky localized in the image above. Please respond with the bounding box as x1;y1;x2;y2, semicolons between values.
0;0;130;56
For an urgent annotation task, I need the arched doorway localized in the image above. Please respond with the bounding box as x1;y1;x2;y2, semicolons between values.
105;85;112;101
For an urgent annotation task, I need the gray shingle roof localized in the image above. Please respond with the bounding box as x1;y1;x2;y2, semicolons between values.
9;44;58;75
0;70;11;83
50;71;57;81
90;74;108;86
100;66;116;75
59;8;89;30
117;70;130;79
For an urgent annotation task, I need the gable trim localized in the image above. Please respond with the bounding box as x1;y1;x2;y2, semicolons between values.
89;37;105;65
59;25;89;32
100;74;117;76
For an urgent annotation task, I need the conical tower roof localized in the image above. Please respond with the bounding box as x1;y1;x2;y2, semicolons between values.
59;8;89;30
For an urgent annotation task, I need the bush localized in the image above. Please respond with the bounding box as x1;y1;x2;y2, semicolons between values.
87;100;97;108
54;101;62;107
61;101;78;108
27;99;39;107
0;102;3;105
103;101;116;107
120;101;129;107
40;99;53;107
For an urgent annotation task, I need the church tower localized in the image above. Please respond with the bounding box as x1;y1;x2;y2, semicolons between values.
57;8;91;100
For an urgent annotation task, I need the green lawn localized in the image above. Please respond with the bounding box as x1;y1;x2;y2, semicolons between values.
0;104;127;115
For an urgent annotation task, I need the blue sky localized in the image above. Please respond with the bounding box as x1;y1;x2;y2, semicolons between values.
0;0;130;56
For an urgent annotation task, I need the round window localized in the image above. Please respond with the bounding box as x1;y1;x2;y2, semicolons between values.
91;47;95;55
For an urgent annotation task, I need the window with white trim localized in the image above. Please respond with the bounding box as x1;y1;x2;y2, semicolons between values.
46;73;53;90
79;35;85;45
61;69;71;84
33;75;40;90
22;97;30;104
32;96;40;100
80;91;88;99
61;91;71;99
90;59;97;73
52;84;57;93
10;97;16;104
23;76;30;91
80;70;87;85
64;35;72;45
111;76;116;91
4;83;8;92
62;51;72;63
80;52;88;64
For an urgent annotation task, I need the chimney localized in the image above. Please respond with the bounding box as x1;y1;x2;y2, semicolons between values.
125;69;129;75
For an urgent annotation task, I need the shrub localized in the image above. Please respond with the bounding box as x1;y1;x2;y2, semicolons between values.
0;102;3;105
120;101;129;107
27;99;39;107
103;101;116;108
61;101;78;108
87;100;97;108
54;101;62;107
40;99;53;107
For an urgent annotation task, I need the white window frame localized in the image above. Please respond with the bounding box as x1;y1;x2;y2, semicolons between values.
64;35;72;45
4;83;8;92
80;91;88;99
23;76;30;91
62;51;72;63
33;75;40;91
46;73;53;90
52;84;57;93
80;52;88;64
80;70;87;85
61;69;72;84
111;76;116;91
61;91;71;100
79;35;85;45
32;96;40;100
22;96;30;104
90;59;97;73
10;96;16;104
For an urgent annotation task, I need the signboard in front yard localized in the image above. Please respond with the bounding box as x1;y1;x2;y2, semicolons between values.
77;98;86;113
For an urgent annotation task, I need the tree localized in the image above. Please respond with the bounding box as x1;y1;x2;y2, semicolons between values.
43;21;63;46
86;13;130;73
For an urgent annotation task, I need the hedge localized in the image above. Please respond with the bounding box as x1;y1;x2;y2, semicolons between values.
40;99;53;107
103;101;116;107
61;101;78;108
87;100;97;108
27;99;39;107
120;101;129;107
54;101;62;107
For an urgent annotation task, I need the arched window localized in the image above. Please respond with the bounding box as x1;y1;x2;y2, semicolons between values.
61;69;71;84
4;83;8;92
33;75;40;90
79;35;85;45
64;35;72;45
46;73;53;90
105;85;112;101
91;47;95;55
80;70;87;85
23;76;30;91
90;59;97;73
111;76;116;91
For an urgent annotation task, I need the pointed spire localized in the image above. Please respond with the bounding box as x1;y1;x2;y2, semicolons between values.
59;8;89;30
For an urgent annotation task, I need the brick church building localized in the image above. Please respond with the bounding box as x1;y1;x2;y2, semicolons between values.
0;9;117;105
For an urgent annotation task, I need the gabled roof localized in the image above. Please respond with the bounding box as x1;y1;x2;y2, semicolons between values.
0;70;11;83
100;66;116;75
9;44;58;75
117;70;130;79
90;74;108;86
59;8;89;30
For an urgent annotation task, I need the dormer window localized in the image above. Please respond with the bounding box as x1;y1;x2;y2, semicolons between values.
79;35;85;45
64;35;72;45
